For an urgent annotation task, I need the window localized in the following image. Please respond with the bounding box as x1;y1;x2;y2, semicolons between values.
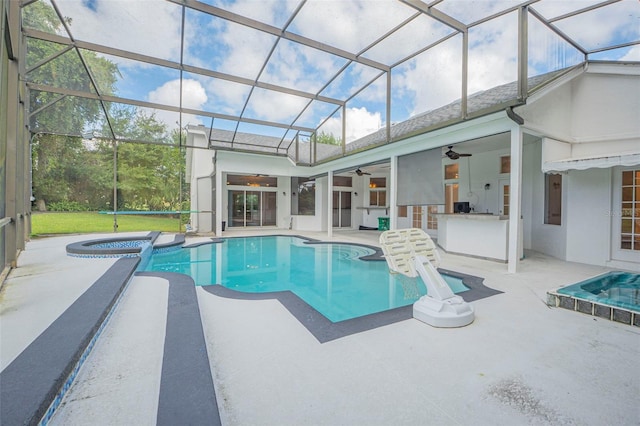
369;177;386;206
412;206;423;228
444;163;459;180
620;170;639;250
427;205;438;230
398;205;407;218
333;176;352;187
502;184;510;216
500;156;511;174
291;177;315;215
544;174;562;225
226;174;277;187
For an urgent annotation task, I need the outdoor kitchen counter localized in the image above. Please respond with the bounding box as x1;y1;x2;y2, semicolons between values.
433;213;510;262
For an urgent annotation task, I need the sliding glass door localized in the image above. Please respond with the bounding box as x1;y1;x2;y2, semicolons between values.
332;191;352;228
229;190;277;227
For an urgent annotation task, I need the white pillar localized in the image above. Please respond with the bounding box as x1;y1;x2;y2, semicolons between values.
508;124;523;273
327;170;333;238
215;171;223;237
389;155;397;230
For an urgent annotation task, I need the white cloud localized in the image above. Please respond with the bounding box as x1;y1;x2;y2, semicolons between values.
246;89;309;123
620;45;640;61
321;107;382;143
148;79;208;129
288;0;414;54
56;0;183;64
395;37;463;116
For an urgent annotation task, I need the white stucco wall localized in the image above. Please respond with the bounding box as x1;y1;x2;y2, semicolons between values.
453;149;509;215
570;71;640;143
518;80;573;141
527;141;567;260
565;168;612;266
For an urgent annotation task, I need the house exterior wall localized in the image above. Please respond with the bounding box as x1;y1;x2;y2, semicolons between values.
527;141;568;260
565;168;612;266
571;71;640;143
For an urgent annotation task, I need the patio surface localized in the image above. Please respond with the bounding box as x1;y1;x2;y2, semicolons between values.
1;230;639;425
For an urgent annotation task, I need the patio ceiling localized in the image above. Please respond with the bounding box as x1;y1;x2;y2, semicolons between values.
22;0;640;162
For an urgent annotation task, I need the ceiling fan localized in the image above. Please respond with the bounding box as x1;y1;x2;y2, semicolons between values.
444;146;472;160
353;168;371;176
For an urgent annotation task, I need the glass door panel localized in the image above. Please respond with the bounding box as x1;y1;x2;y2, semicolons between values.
245;191;260;226
332;191;339;227
229;191;245;228
332;190;351;228
340;191;351;228
413;206;423;228
262;191;277;226
498;180;509;215
612;168;640;262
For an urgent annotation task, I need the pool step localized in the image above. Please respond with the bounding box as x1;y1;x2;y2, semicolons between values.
547;292;640;327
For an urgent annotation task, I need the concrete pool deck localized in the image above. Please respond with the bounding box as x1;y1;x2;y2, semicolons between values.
1;230;639;425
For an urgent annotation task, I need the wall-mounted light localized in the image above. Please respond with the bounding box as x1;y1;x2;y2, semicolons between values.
354;192;358;196
484;183;491;190
292;192;296;196
283;191;286;196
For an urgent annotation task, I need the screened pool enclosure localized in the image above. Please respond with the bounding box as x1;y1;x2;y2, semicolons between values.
1;0;639;268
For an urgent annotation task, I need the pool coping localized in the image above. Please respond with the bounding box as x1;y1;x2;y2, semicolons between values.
0;257;140;425
65;232;186;258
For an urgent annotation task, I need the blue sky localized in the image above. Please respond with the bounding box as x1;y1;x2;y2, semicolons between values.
42;0;640;142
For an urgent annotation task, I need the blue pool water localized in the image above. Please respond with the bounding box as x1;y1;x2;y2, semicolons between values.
143;235;469;322
558;271;640;313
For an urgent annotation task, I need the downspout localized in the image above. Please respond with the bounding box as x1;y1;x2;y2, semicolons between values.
506;106;524;125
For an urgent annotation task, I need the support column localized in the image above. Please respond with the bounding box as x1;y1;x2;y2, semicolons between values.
215;171;223;237
508;124;523;273
4;30;19;267
389;155;397;230
327;170;333;238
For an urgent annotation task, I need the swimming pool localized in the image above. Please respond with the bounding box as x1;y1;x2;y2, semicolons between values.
143;235;469;322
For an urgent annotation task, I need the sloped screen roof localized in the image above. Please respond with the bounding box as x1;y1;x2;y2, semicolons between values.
22;0;639;163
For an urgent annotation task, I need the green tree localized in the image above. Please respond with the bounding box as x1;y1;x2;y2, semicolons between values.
26;1;119;210
316;131;341;146
31;134;112;211
97;107;186;212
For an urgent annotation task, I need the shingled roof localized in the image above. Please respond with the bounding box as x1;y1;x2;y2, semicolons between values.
205;68;571;163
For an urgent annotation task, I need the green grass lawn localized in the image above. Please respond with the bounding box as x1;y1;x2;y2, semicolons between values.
31;212;186;236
